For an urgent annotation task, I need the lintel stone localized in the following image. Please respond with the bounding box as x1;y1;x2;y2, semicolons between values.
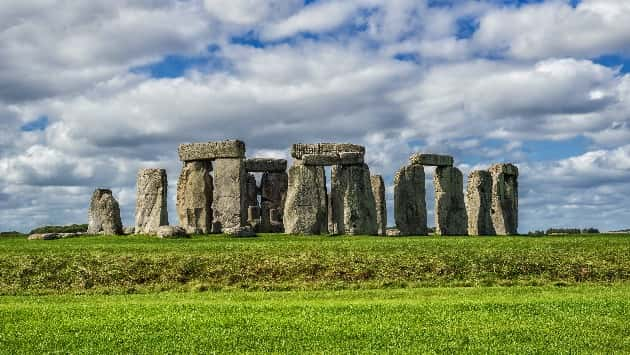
244;158;287;172
298;152;364;166
409;153;453;167
178;140;245;161
291;143;365;159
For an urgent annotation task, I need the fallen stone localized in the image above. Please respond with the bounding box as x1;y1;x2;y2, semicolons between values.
284;164;328;235
394;164;427;235
178;140;245;161
58;232;83;239
28;233;59;240
176;161;213;234
135;168;169;235
224;225;257;237
244;158;287;173
385;229;402;237
370;175;387;236
212;158;247;233
291;143;365;159
156;226;188;239
489;163;519;235
434;166;468;236
466;170;494;236
329;164;378;235
88;189;123;235
409;153;454;167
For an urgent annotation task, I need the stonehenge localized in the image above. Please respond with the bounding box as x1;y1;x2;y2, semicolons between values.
434;166;467;235
394;164;427;236
176;160;213;234
88;188;123;235
466;171;494;236
284;164;328;234
329;163;377;235
135;168;168;234
489;163;519;235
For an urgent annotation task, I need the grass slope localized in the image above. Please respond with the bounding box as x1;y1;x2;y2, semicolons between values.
2;286;630;353
2;234;630;294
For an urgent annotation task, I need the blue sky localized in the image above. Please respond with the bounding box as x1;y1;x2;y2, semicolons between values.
1;0;630;233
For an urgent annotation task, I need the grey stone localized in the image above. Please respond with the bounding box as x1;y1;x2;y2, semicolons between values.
489;163;519;235
434;166;468;236
212;158;247;233
156;226;188;239
298;152;364;166
176;161;213;234
224;225;256;237
28;233;59;240
329;164;378;235
88;189;123;235
409;153;454;167
260;172;288;232
385;229;402;237
291;143;365;159
245;158;287;172
284;164;328;235
123;226;136;235
135;168;169;235
466;170;494;236
394;164;427;236
245;173;259;208
178;140;245;161
370;175;387;236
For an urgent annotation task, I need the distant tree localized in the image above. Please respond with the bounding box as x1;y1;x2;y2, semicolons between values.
29;224;88;234
581;228;600;234
0;231;25;237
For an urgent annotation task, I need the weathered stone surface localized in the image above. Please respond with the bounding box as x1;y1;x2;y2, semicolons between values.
224;225;257;237
489;163;519;235
28;233;59;240
434;166;467;236
284;164;328;235
385;228;402;237
291;143;365;159
260;171;288;232
244;158;287;172
135;168;169;235
178;140;245;161
176;161;213;234
329;164;378;235
157;226;188;239
88;189;123;235
466;170;494;236
394;164;427;236
212;158;247;232
245;173;259;208
123;226;136;235
370;175;387;236
409;153;454;167
298;152;364;166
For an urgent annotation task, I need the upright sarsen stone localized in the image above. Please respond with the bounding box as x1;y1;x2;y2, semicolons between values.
88;188;123;235
212;158;247;232
489;163;519;235
284;164;328;234
370;175;387;236
434;166;467;235
260;171;288;231
394;164;427;235
135;168;169;234
466;170;494;236
330;164;377;235
176;161;213;234
245;173;259;209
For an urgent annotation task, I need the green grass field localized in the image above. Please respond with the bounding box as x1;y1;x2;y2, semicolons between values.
2;234;630;353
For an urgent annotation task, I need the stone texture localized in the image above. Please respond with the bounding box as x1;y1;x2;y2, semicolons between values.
370;175;387;236
224;225;256;237
409;153;454;167
394;164;427;236
176;161;213;234
156;226;188;239
489;163;519;235
291;143;365;159
245;173;259;208
466;170;494;236
88;189;123;235
385;229;402;237
135;168;169;235
212;158;247;233
284;164;328;235
434;166;467;236
28;233;59;240
178;140;245;161
260;172;288;232
329;164;378;235
244;158;287;173
298;152;364;166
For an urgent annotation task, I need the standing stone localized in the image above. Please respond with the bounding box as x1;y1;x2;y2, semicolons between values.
135;168;169;234
466;170;494;236
489;163;519;235
260;172;288;232
370;175;387;236
394;164;427;235
212;158;247;233
245;173;259;208
88;189;123;235
176;161;213;234
330;164;378;235
284;164;328;235
434;166;467;236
